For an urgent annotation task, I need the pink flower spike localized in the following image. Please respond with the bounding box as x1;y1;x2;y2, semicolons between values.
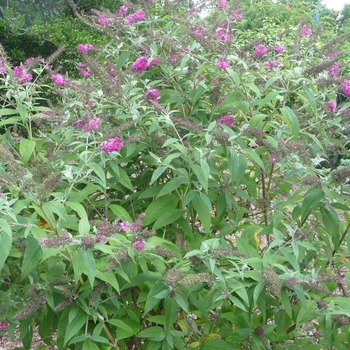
327;64;341;76
51;74;65;86
83;117;101;132
255;44;267;57
97;15;114;26
25;57;34;65
150;57;160;66
76;44;94;54
217;58;229;70
217;115;235;128
275;45;284;53
216;30;227;42
232;10;242;21
144;88;160;102
101;137;124;153
341;80;350;99
133;238;146;251
117;5;128;17
326;100;336;112
13;66;25;78
301;26;312;36
132;56;149;72
218;0;227;9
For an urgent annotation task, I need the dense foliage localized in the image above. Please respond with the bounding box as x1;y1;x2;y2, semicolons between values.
1;1;350;349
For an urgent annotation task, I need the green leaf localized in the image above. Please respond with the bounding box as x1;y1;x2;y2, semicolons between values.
192;193;211;233
320;206;339;248
68;184;99;202
137;326;165;339
0;108;19;116
200;339;233;350
113;167;134;190
88;163;106;188
64;310;86;345
20;138;36;165
144;282;168;314
242;148;265;171
156;176;186;198
300;188;324;222
66;201;90;235
0;219;12;269
153;210;185;230
143;196;178;226
174;290;189;312
214;91;249;114
150;166;167;185
0;116;21;127
21;238;43;279
108;319;141;340
117;51;131;68
302;86;317;112
165;297;180;333
280;106;300;138
82;340;99;350
72;250;84;283
109;204;132;222
82;250;96;288
95;270;120;293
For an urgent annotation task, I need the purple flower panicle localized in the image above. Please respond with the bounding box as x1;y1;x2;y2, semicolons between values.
133;238;146;251
51;74;65;86
144;88;160;102
275;45;284;53
132;56;149;72
101;137;124;153
217;115;235;128
218;0;227;9
326;101;336;112
301;26;312;36
217;58;229;70
255;44;267;57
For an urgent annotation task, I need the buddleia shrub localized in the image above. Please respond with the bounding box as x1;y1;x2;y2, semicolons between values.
1;1;350;349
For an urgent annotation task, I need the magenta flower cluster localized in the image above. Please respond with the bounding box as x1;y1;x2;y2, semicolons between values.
13;66;32;84
76;44;94;54
217;115;235;128
97;15;113;26
0;59;5;74
232;10;242;21
264;60;281;69
0;321;9;331
326;100;336;112
25;57;34;65
216;27;233;42
51;74;65;86
327;64;341;76
132;56;149;72
275;45;284;53
101;137;124;153
170;52;177;63
144;88;160;102
341;80;350;99
217;0;227;9
117;5;128;17
217;58;229;70
133;238;146;251
77;62;90;78
190;24;208;39
97;15;114;26
301;26;312;36
125;10;145;25
76;117;101;132
255;44;267;57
